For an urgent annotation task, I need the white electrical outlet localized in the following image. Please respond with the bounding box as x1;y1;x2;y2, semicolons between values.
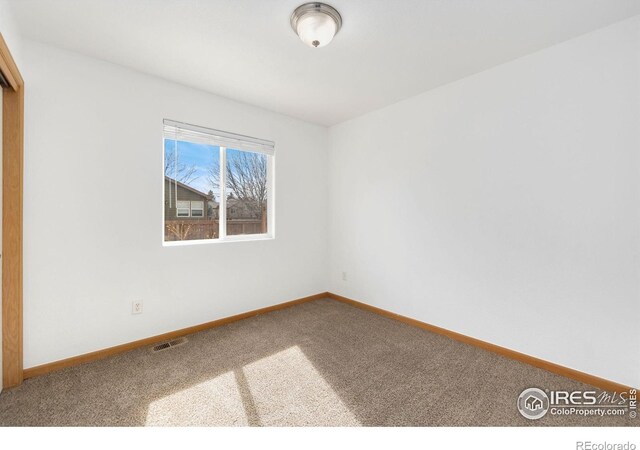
132;300;143;315
342;271;348;281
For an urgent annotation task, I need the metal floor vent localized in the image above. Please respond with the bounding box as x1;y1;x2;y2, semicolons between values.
151;337;188;353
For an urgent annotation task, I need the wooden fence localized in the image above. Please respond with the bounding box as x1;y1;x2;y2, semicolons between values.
165;219;265;241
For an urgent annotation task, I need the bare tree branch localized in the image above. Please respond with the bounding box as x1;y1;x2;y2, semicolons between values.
208;151;267;218
165;147;199;184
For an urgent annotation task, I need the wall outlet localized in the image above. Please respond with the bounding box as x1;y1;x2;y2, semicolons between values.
342;271;348;281
132;300;143;315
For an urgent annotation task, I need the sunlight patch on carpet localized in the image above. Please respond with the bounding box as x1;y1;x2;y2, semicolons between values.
145;371;249;426
242;345;360;426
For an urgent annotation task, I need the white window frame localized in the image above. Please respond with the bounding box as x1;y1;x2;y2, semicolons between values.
163;119;275;246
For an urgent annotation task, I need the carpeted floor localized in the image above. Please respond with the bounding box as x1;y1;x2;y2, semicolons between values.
0;298;636;426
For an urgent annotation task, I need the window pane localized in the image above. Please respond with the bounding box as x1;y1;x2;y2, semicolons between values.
191;200;204;217
225;148;268;236
164;139;220;241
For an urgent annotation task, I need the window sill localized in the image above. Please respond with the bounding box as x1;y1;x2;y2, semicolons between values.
162;234;274;247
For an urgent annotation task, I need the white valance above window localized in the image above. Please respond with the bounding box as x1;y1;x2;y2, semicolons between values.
163;119;275;156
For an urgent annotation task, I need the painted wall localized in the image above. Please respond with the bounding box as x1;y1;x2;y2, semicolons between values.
328;17;640;388
0;0;21;63
21;41;329;368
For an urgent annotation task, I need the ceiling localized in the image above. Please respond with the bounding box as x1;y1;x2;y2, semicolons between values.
8;0;640;126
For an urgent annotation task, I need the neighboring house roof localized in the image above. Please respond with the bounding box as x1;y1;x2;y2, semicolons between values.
164;176;213;200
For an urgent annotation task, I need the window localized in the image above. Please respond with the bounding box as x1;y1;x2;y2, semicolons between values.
225;148;269;236
190;201;204;217
163;120;274;244
176;201;191;217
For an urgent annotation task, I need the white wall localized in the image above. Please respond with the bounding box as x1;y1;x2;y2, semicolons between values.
21;41;329;369
329;17;640;388
0;0;21;63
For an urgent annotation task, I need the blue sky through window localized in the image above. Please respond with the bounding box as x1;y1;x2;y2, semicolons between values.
164;139;219;197
164;139;267;203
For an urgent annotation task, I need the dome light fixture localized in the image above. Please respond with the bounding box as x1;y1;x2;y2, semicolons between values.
290;2;342;48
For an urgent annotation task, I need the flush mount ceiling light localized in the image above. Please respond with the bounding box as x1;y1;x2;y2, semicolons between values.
290;2;342;48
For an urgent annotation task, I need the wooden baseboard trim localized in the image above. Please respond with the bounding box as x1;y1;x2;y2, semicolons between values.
22;291;635;393
326;292;636;393
22;292;329;380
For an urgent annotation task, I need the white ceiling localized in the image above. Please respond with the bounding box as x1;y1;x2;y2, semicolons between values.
8;0;640;126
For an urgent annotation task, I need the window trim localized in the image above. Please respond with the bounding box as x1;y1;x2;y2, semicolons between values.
162;120;275;245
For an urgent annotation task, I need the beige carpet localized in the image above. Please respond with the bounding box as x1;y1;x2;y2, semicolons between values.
0;298;636;426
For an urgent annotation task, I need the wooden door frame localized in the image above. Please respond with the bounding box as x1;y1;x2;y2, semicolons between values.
0;32;24;389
